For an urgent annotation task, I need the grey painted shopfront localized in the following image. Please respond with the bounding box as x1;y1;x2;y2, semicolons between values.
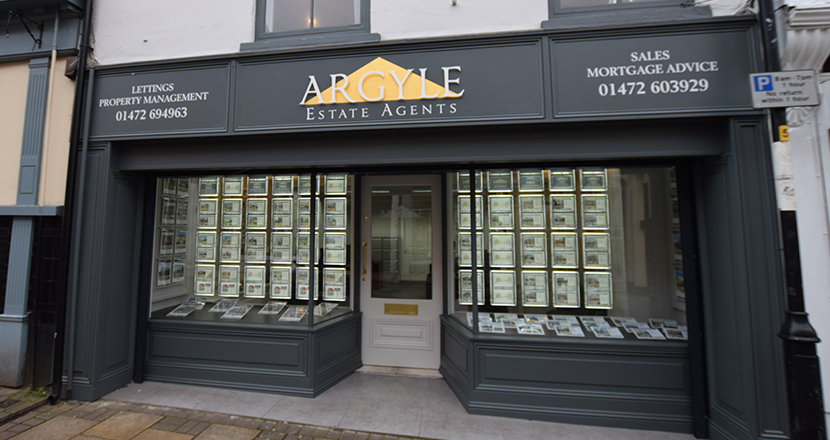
65;16;790;440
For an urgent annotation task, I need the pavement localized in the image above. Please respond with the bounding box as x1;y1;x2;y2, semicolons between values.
0;387;48;425
0;373;697;440
0;398;427;440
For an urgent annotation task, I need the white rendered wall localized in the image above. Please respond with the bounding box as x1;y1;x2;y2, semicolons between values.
92;0;256;65
371;0;547;42
93;0;745;66
814;74;830;427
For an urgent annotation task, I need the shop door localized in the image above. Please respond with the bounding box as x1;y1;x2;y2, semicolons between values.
360;175;443;369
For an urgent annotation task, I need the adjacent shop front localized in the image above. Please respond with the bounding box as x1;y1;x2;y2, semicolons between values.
66;17;790;438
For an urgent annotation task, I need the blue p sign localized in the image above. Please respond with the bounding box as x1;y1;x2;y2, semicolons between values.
754;75;773;92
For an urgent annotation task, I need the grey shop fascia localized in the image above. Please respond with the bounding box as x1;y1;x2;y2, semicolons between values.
64;16;792;439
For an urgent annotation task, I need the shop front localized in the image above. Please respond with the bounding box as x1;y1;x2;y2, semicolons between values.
65;17;790;438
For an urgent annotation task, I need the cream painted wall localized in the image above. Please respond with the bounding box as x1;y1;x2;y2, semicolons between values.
40;57;77;206
91;0;747;66
0;62;29;206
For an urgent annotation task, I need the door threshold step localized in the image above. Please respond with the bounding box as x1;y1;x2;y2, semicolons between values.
357;365;443;378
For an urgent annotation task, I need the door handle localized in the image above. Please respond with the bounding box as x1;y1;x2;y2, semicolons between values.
362;241;368;277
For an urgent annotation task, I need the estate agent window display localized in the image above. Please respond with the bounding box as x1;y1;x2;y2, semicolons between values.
449;167;688;341
149;174;354;325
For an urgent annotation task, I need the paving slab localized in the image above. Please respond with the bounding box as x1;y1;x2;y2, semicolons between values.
130;428;194;440
497;417;588;440
82;411;164;440
193;389;282;419
9;415;97;440
417;405;506;440
106;383;214;410
192;425;259;440
581;425;695;440
262;395;349;428
338;398;422;437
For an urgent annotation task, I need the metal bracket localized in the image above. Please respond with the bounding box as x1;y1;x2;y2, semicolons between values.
6;10;43;50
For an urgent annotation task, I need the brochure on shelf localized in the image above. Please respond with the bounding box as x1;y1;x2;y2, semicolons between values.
579;316;609;328
663;328;689;340
591;326;625;339
167;304;201;317
553;325;586;337
517;324;545;335
479;321;507;333
649;318;679;329
210;299;239;313
622;323;652;333
258;301;288;315
314;302;339;316
632;328;667;340
502;318;524;329
610;317;638;326
493;313;518;323
221;304;253;319
466;312;493;326
549;315;579;325
524;315;547;324
279;306;309;322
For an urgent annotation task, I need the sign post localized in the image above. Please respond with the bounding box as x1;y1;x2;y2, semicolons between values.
754;2;826;437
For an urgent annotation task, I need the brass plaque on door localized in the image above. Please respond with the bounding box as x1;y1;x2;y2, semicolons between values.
384;304;418;316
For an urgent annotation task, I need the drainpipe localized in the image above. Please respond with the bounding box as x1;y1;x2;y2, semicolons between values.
49;0;94;405
38;10;59;206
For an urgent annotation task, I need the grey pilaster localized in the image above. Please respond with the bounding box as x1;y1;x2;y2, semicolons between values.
0;217;34;386
17;57;50;206
4;217;34;317
0;57;51;387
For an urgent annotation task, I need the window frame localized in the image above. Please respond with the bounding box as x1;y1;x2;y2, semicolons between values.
543;0;702;28
254;0;373;44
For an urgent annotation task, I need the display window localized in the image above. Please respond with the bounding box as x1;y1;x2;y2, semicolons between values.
449;167;687;341
150;174;354;324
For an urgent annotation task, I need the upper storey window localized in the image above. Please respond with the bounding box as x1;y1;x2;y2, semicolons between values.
264;0;361;33
245;0;377;50
543;0;702;27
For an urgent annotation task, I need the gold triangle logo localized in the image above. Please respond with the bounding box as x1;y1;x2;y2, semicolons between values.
302;57;461;105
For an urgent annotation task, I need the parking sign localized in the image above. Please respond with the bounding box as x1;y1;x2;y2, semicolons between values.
749;71;820;108
753;75;773;92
